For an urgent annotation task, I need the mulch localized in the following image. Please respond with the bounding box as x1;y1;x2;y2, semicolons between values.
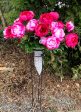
0;42;81;112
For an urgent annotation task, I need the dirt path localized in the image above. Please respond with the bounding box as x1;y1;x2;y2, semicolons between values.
0;42;81;112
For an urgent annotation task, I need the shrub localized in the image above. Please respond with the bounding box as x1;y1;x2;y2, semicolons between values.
1;0;81;79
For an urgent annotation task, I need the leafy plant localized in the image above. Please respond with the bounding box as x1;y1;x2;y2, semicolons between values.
1;0;81;79
72;64;81;80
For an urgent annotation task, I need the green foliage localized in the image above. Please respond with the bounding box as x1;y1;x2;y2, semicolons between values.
19;35;45;53
1;0;81;79
0;30;3;40
72;64;81;80
0;0;57;24
44;45;72;80
4;11;19;25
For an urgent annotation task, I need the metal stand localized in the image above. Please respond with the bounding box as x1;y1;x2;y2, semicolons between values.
30;49;44;111
38;74;42;110
30;53;34;107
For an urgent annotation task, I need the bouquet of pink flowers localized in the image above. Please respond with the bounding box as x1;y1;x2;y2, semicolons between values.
3;10;78;50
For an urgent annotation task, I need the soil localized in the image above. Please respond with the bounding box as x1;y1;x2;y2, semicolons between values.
0;42;81;112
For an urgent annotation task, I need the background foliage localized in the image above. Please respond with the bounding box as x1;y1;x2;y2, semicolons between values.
0;0;81;79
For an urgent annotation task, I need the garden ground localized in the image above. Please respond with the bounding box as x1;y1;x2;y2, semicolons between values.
0;42;81;112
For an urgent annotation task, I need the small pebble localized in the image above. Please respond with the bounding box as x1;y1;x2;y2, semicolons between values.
66;85;70;88
57;84;60;87
75;83;80;88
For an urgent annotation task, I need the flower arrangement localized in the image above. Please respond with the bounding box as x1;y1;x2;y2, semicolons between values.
3;10;78;51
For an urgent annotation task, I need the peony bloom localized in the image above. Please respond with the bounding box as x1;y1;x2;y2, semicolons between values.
3;26;13;39
50;11;59;21
39;13;54;24
11;22;25;38
39;37;47;45
52;28;65;41
66;21;74;32
65;33;78;48
50;21;64;31
26;19;38;31
19;11;35;22
35;23;49;37
14;18;22;24
46;36;60;50
58;21;64;29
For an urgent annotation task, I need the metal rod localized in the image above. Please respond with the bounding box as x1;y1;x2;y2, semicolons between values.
38;75;42;110
30;53;34;107
40;74;42;110
38;67;43;110
32;72;34;107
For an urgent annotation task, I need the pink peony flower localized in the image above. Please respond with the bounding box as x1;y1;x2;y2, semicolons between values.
46;36;60;50
26;19;38;31
39;37;47;45
52;28;65;41
3;26;13;39
66;21;74;32
39;13;54;24
35;23;49;37
11;22;25;38
50;11;59;21
14;18;22;24
19;11;35;22
65;33;78;48
50;21;64;31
